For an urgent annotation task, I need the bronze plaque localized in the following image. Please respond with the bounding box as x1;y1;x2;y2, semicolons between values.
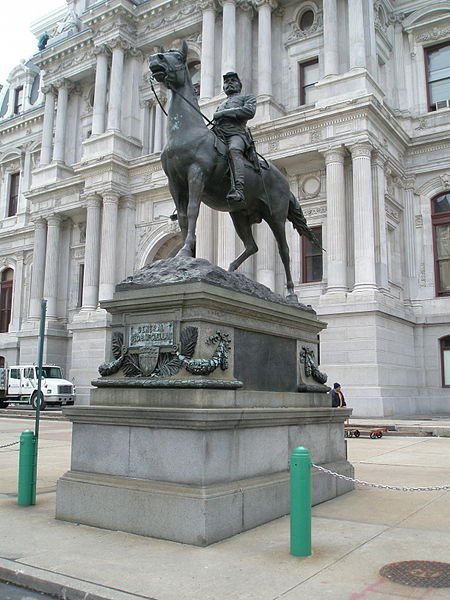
129;322;174;348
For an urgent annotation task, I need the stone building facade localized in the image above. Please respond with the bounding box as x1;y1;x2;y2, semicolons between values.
0;0;449;416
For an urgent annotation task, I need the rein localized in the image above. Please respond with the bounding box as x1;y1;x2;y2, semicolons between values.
149;74;215;127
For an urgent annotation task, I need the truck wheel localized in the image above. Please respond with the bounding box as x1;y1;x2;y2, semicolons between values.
31;392;46;411
0;400;8;408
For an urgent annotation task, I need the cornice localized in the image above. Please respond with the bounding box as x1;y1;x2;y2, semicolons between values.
32;31;93;70
0;110;44;137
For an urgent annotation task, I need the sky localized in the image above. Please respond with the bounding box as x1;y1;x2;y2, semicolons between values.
0;1;65;86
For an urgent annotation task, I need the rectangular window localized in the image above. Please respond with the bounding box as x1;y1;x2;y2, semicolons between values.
425;42;450;111
432;193;450;296
8;173;20;217
302;227;323;283
299;58;319;106
77;263;84;307
14;86;23;114
441;337;450;387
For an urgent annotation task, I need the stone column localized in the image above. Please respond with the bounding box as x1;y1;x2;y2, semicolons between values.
256;221;276;290
254;0;277;96
92;44;110;135
153;100;165;153
200;0;217;99
372;151;388;292
10;253;24;332
43;214;62;318
21;146;32;195
107;39;128;132
196;203;215;262
323;0;338;76
348;0;366;69
217;213;236;270
141;99;152;155
52;79;72;163
117;195;136;282
29;218;47;320
403;177;418;298
237;0;254;91
39;86;57;165
324;146;347;293
81;194;102;309
350;143;377;292
98;191;119;301
220;0;237;74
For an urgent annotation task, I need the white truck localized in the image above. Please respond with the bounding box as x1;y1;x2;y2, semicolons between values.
0;365;75;410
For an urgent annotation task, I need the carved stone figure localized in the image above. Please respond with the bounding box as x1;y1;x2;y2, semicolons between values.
148;41;320;302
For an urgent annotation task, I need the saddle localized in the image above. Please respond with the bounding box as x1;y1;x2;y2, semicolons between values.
212;130;269;172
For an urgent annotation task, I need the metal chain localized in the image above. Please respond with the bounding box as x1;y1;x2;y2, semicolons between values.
312;463;450;492
0;441;19;450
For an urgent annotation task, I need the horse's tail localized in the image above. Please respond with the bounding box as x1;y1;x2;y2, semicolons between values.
287;194;324;251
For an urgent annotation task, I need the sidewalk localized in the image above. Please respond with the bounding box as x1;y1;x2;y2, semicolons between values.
0;416;449;600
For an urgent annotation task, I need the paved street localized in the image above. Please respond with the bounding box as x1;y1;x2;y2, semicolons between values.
0;416;449;600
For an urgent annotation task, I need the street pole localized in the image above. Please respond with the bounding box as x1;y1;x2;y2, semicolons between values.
32;299;47;504
289;446;312;557
18;299;46;506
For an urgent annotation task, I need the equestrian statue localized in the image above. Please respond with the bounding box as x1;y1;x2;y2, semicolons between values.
148;41;320;302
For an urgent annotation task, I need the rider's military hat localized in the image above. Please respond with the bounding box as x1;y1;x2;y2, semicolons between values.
223;71;242;85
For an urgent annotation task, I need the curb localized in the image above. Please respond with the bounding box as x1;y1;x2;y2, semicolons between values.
0;560;156;600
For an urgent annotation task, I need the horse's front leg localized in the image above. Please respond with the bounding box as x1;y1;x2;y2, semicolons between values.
177;165;205;258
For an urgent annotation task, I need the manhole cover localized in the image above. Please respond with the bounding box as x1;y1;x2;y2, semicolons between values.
380;561;450;588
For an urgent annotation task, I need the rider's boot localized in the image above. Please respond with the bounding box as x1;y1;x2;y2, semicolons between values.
227;149;246;206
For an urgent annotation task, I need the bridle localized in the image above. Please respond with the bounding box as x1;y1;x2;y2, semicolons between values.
149;57;215;127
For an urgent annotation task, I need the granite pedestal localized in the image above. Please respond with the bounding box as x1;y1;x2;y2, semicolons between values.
56;258;353;546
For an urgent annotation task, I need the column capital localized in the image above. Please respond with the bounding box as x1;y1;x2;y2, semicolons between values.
253;0;278;10
32;217;47;230
349;141;373;159
371;149;388;168
93;43;111;57
405;175;416;191
46;213;63;227
198;0;217;10
107;37;131;53
83;192;102;208
54;78;74;91
101;190;120;205
120;195;136;210
218;0;237;6
129;47;145;61
323;145;346;165
237;0;253;11
41;84;57;96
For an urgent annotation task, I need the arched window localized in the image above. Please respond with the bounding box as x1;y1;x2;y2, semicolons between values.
431;192;450;296
441;336;450;388
0;269;13;333
150;234;183;262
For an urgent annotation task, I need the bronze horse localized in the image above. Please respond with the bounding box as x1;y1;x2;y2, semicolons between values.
149;42;318;302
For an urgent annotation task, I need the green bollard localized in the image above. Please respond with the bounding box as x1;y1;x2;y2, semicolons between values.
289;446;312;557
18;430;37;506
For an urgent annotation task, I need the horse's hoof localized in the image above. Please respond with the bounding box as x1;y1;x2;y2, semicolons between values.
176;248;194;258
286;293;299;304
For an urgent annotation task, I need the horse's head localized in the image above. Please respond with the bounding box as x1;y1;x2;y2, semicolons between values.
149;41;188;89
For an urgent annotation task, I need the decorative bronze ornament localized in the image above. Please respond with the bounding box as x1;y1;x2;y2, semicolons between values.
98;327;231;379
299;346;327;384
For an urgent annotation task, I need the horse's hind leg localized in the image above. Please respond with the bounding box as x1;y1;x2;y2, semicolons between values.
267;217;298;302
228;212;258;272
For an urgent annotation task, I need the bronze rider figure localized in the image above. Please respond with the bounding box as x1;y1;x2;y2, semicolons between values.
213;72;256;206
